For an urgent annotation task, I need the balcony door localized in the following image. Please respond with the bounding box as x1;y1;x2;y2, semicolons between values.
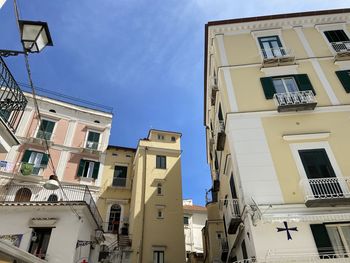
258;36;284;58
299;149;342;198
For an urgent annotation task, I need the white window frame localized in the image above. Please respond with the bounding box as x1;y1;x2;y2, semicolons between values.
35;117;57;141
272;76;299;94
153;250;164;263
112;164;128;187
325;223;350;254
84;129;102;150
251;29;287;61
289;141;348;193
80;160;95;179
27;150;46;176
315;23;350;56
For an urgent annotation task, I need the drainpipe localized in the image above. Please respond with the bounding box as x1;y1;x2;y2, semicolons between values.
137;147;147;263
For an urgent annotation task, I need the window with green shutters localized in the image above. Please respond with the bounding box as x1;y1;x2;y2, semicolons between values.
260;74;316;99
335;70;350;93
36;119;55;140
21;150;49;175
86;131;100;150
310;223;350;258
76;159;100;179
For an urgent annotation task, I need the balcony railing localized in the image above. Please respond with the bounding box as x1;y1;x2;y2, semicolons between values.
0;57;28;132
273;91;317;112
300;177;350;207
331;41;350;61
112;178;127;187
261;48;295;67
220;198;242;234
19;162;44;176
0;183;103;228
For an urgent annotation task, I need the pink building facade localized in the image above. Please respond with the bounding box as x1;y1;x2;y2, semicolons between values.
0;92;113;190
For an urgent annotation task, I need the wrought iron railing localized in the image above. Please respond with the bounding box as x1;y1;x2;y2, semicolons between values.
261;47;293;59
35;130;54;141
220;198;240;218
0;57;28;132
331;41;350;52
112;178;127;187
300;177;350;201
273;91;316;107
0;183;103;228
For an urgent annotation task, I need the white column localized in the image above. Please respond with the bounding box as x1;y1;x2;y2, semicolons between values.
64;120;77;147
55;151;70;181
16;108;34;137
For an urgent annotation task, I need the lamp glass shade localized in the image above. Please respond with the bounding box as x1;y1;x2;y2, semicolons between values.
43;178;59;190
19;20;53;53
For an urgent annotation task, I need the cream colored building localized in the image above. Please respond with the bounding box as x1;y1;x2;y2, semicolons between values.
204;8;350;263
98;129;186;263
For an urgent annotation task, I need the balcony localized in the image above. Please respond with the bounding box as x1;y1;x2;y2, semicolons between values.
0;57;28;133
273;91;317;112
221;198;242;234
25;130;54;146
80;141;103;155
261;48;295;68
19;162;44;176
300;177;350;207
331;41;350;61
0;183;103;228
216;120;226;151
220;239;229;262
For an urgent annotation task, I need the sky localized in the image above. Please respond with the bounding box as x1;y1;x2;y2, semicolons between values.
0;0;349;205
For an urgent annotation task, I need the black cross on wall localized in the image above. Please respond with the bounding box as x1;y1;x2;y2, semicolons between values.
276;221;298;240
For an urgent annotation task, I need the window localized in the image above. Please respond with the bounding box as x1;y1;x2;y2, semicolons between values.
311;223;350;258
241;240;248;260
184;216;189;225
260;74;316;99
171;136;176;142
14;188;32;202
36;119;55;140
324;30;349;43
299;149;342;198
108;204;121;233
258;35;284;58
336;70;350;93
47;194;58;202
156;155;166;169
157;183;163;195
157;208;164;219
218;104;224;121
230;173;238;199
272;77;298;94
113;166;127;187
153;251;164;263
77;159;100;179
86;131;100;150
157;134;165;140
21;150;49;175
29;228;52;259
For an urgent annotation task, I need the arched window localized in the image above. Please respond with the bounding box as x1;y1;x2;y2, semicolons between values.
157;183;162;195
14;188;32;202
47;194;58;202
108;204;121;234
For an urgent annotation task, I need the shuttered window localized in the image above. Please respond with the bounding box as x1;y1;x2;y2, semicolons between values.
36;119;55;140
335;70;350;93
21;150;49;175
260;74;316;99
310;224;335;258
156;155;166;169
77;159;100;179
324;30;349;43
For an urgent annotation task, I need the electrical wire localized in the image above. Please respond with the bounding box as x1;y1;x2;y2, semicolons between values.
12;0;81;221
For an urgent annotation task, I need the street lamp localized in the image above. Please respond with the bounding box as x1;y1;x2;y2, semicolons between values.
0;20;53;57
43;175;59;190
19;20;53;53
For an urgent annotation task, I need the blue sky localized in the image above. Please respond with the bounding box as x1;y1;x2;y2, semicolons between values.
0;0;349;205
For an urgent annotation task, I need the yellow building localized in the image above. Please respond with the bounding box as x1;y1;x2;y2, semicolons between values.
204;9;350;263
97;129;186;263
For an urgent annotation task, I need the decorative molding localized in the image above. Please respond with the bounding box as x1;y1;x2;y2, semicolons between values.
282;132;330;141
260;64;298;76
29;217;58;227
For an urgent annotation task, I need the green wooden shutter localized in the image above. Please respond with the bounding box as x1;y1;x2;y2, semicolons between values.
77;160;85;177
46;121;55;133
336;70;350;93
260;77;276;99
41;154;49;166
21;150;32;162
294;74;316;95
310;224;334;257
92;162;100;179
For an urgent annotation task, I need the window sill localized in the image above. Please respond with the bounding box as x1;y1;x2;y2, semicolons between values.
79;177;95;182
